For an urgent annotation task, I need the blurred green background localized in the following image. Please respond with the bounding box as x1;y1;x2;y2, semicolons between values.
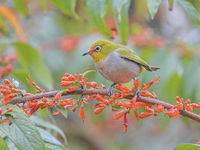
1;0;200;150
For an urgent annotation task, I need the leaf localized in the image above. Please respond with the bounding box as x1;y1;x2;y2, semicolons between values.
178;0;200;25
0;104;45;150
37;127;65;150
13;0;29;17
112;105;124;111
13;42;54;90
168;0;174;11
87;0;113;39
56;106;68;118
111;0;131;43
49;0;77;17
3;137;18;150
0;5;27;42
146;0;161;19
174;143;200;150
30;116;68;147
0;136;9;150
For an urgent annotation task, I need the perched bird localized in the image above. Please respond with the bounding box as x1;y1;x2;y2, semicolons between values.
82;40;159;96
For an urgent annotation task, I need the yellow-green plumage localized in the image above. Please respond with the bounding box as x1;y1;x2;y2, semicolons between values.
83;40;159;84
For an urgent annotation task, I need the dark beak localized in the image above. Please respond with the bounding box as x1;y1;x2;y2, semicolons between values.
82;51;93;56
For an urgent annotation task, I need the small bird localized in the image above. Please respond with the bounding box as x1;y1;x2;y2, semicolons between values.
82;40;159;96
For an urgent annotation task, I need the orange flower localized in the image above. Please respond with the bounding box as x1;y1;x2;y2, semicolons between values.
60;81;73;87
185;105;193;112
79;103;85;122
68;86;77;92
133;79;140;91
52;111;61;115
8;120;13;126
139;112;153;118
190;103;200;108
140;90;155;98
64;105;72;110
87;82;97;88
96;95;109;105
113;110;127;120
93;107;105;114
134;102;146;108
122;102;134;108
5;107;13;113
154;104;164;112
114;84;132;93
54;94;61;101
130;95;137;104
123;114;128;133
144;106;154;112
2;94;17;104
141;76;160;90
134;109;140;120
109;93;120;103
114;101;122;107
84;95;94;101
175;102;183;111
164;109;181;118
71;104;78;112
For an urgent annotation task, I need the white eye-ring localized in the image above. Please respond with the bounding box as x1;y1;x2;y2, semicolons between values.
95;45;101;52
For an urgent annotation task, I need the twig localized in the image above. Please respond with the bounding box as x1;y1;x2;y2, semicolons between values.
9;89;200;123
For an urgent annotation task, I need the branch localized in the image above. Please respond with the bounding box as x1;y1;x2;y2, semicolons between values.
9;89;200;123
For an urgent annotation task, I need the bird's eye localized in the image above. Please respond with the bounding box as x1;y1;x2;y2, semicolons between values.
95;45;101;52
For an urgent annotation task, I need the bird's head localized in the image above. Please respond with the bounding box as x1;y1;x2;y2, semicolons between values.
82;40;117;63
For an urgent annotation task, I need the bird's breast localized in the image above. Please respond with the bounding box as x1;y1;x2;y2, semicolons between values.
95;51;141;83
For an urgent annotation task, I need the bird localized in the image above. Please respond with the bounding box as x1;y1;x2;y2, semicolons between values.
82;40;159;96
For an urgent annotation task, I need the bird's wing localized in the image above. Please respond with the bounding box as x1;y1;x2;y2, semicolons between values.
116;48;152;71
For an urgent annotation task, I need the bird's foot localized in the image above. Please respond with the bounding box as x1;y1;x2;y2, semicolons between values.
107;83;117;98
135;87;140;98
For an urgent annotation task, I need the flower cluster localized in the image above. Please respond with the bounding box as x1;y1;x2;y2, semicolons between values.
2;72;200;133
0;52;17;78
0;107;13;125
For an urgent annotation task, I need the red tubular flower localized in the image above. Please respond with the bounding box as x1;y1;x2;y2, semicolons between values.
5;107;13;113
109;93;120;103
8;120;13;126
11;88;18;93
130;95;137;104
140;90;155;98
175;102;183;111
29;105;39;116
68;86;77;92
96;95;109;105
90;102;104;108
134;102;147;108
0;89;11;95
141;76;160;90
0;108;2;115
93;107;105;114
134;109;140;120
79;103;85;122
114;84;132;93
60;81;73;87
190;103;200;108
185;105;193;112
52;111;61;115
2;94;17;104
196;142;200;145
154;104;164;112
71;104;78;112
164;109;181;118
133;79;140;91
4;79;11;85
54;94;61;101
114;101;123;107
113;110;127;120
84;95;95;101
87;82;97;88
122;102;134;108
0;84;8;89
144;106;154;112
123;114;128;133
139;112;153;118
64;105;72;110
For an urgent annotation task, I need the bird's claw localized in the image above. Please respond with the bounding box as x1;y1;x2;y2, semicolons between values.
107;86;113;98
135;87;140;98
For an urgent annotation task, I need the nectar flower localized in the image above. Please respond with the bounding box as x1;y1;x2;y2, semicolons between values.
93;107;105;114
79;103;85;122
113;110;127;120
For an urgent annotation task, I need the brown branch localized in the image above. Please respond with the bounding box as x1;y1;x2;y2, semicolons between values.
9;89;200;123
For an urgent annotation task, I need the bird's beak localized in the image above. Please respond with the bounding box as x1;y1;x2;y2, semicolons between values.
82;51;94;56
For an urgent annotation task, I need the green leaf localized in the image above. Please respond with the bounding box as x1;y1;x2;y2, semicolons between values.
178;0;200;25
30;116;68;147
0;136;9;150
111;0;131;43
174;143;200;150
38;127;65;150
112;105;124;111
13;42;54;90
0;104;45;150
87;0;113;39
146;0;161;19
56;106;68;118
49;0;77;17
3;137;18;150
13;0;29;17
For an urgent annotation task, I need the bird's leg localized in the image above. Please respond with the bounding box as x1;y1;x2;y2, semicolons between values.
135;87;140;97
107;83;117;98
